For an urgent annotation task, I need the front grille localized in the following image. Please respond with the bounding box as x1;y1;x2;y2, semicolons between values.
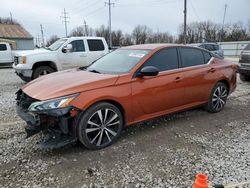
241;54;250;61
14;56;19;65
16;89;38;110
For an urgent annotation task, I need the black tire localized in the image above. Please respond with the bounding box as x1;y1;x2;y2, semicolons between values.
77;102;124;150
33;66;55;79
206;82;228;113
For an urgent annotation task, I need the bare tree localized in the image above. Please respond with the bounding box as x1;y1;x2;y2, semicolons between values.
46;35;60;47
95;25;109;43
132;25;152;44
70;26;84;37
226;22;249;41
121;34;134;46
111;30;123;47
70;25;94;37
0;17;20;25
147;32;174;43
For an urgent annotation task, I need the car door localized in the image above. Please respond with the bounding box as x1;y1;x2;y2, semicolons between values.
131;48;185;117
0;43;12;64
86;39;107;64
178;47;215;105
61;39;88;69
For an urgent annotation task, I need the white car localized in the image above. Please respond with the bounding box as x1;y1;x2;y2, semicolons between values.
0;42;14;66
13;37;109;81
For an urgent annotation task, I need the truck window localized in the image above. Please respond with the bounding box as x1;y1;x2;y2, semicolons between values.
69;40;85;52
244;43;250;50
87;39;105;51
0;44;7;51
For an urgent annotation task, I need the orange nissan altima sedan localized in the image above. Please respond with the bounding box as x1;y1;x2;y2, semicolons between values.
16;44;237;149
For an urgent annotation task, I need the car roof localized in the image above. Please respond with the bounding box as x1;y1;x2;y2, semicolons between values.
121;43;184;50
200;43;220;45
62;36;105;40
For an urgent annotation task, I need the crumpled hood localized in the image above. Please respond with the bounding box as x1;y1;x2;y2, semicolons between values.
14;49;50;56
22;69;119;101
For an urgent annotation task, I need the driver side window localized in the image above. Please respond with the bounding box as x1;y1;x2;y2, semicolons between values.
69;40;85;52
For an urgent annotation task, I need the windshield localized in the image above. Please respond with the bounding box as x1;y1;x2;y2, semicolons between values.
48;38;67;51
87;49;150;74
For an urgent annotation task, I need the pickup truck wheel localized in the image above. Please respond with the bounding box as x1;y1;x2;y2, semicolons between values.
77;102;124;150
33;66;55;79
206;82;228;113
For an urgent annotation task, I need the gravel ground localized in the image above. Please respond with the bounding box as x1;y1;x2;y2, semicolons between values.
0;68;249;188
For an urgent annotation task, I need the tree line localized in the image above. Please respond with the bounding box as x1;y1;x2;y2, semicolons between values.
47;20;250;47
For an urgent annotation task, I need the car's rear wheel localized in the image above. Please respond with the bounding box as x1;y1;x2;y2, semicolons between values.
77;102;124;150
206;82;228;113
33;66;55;79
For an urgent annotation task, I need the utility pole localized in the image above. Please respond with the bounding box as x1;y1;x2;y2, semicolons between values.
10;12;13;23
61;8;70;37
40;24;45;47
219;4;228;42
37;35;40;47
83;19;88;36
105;0;115;48
183;0;187;44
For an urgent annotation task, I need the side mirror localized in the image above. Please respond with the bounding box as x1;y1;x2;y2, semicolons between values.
137;66;159;77
62;44;73;53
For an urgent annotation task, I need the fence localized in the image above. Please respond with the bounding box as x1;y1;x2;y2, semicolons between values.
218;41;250;57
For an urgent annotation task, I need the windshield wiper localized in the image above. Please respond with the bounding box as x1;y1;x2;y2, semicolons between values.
88;69;101;74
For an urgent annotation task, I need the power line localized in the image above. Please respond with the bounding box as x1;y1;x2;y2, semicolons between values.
70;0;101;16
61;8;70;37
83;6;106;18
105;0;115;48
190;0;200;21
116;0;179;8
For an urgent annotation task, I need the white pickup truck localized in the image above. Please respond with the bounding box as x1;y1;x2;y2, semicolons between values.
0;42;14;66
13;37;109;81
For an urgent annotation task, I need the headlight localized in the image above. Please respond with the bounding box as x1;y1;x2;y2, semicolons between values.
28;93;79;112
22;56;26;64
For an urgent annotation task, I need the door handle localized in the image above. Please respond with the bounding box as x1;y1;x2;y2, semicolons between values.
208;68;216;73
174;77;182;82
80;54;87;57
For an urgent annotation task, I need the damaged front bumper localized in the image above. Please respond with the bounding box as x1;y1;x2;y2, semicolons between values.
16;90;80;149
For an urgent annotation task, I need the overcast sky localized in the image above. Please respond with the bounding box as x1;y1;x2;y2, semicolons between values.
1;0;250;41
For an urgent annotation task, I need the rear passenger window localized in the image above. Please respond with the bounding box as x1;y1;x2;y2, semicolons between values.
143;48;178;72
180;48;204;67
69;40;85;52
87;40;105;51
0;44;7;51
203;51;212;63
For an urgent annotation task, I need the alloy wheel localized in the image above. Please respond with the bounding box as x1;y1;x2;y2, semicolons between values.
85;108;120;147
212;85;228;111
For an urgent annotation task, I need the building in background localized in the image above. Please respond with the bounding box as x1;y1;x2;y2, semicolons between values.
0;24;34;50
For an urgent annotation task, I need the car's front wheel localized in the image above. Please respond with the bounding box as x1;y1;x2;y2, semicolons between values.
206;82;228;113
77;102;124;150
